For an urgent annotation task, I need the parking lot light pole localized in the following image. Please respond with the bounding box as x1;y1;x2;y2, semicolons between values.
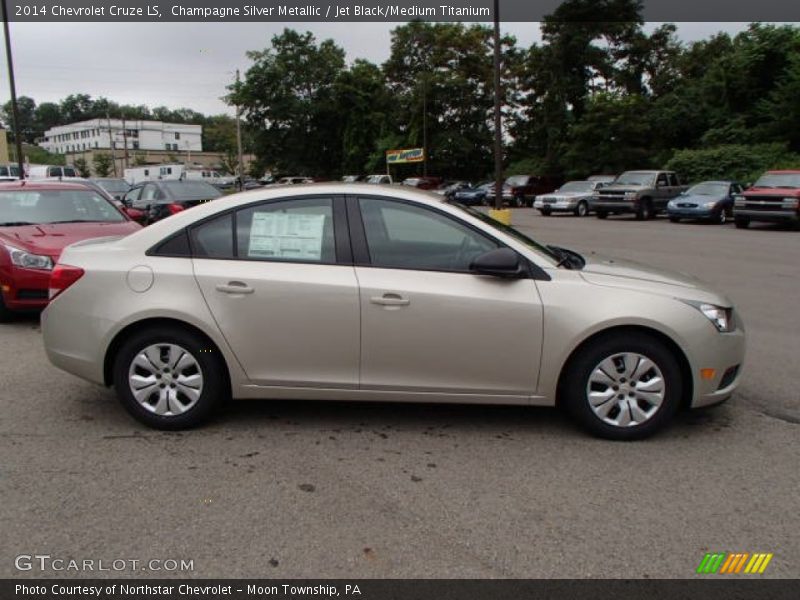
1;0;26;179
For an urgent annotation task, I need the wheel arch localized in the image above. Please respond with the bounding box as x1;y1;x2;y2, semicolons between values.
555;324;693;410
103;317;232;392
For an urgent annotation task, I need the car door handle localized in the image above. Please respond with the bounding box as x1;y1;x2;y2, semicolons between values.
215;281;254;295
370;293;410;307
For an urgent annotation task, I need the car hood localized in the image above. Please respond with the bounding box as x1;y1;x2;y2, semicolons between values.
543;191;591;198
579;252;731;306
0;222;141;257
744;187;800;197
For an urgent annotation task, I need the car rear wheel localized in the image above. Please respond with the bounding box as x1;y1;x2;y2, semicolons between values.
562;333;681;440
574;201;589;217
112;326;226;429
735;217;750;229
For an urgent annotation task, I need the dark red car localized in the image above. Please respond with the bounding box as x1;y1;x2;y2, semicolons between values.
0;181;141;319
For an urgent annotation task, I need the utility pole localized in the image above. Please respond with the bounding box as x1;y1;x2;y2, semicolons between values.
235;69;244;190
422;75;427;177
106;112;118;177
1;0;26;179
492;0;503;210
122;114;129;171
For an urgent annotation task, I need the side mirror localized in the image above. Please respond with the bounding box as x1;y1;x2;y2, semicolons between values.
470;248;525;279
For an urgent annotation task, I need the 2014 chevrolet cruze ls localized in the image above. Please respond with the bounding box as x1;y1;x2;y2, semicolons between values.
41;184;745;439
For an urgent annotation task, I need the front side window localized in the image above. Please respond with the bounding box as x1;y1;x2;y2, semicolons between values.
236;197;335;263
358;198;497;272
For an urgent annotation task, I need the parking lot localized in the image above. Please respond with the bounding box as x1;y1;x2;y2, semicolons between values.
1;210;798;579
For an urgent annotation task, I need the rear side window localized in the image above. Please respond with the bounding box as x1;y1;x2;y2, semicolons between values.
152;230;191;257
190;213;234;259
235;197;335;263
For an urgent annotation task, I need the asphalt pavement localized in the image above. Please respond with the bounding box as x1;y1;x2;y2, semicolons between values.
1;210;798;578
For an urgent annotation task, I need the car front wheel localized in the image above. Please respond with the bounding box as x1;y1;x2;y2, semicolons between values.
113;326;226;429
575;201;589;217
562;333;681;440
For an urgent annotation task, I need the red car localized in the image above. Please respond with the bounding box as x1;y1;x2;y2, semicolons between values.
0;181;141;319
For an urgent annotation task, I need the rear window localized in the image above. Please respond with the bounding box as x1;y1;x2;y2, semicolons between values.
163;181;223;201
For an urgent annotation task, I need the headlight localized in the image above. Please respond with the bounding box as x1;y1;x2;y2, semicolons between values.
703;201;718;208
684;300;735;333
2;243;54;271
667;200;676;207
782;198;799;209
734;195;745;206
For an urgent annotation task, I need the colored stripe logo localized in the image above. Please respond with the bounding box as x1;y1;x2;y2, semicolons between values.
697;552;773;574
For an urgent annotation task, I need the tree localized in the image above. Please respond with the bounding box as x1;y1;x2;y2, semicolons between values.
233;29;347;176
73;157;91;178
93;152;113;177
1;96;37;143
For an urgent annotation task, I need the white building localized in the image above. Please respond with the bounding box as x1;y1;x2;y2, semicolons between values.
39;119;203;155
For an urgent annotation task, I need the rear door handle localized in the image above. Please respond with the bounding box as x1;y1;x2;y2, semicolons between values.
215;281;254;295
370;293;410;307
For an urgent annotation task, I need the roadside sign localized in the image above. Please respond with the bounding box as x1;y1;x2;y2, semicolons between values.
386;148;425;164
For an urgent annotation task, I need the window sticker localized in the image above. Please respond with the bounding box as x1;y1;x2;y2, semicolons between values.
248;212;326;260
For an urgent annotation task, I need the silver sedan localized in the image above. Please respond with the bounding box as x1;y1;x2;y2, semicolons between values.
41;184;745;439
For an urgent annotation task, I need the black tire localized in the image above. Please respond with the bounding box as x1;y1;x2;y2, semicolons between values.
513;195;523;208
712;209;727;225
540;208;551;216
112;326;227;429
574;201;589;217
0;293;15;323
636;199;653;221
561;332;682;440
596;210;608;219
734;217;750;229
668;216;680;223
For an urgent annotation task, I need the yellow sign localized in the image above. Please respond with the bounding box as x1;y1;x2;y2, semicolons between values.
386;148;425;164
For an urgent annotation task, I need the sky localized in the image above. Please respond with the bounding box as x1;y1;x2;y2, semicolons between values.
0;22;753;118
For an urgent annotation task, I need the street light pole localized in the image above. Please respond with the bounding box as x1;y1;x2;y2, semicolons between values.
492;0;503;210
1;0;26;179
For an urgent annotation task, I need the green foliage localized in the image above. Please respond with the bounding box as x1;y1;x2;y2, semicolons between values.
93;152;113;177
72;157;91;178
664;143;800;184
21;144;64;166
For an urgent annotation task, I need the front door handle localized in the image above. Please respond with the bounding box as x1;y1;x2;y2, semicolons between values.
370;293;410;307
215;281;254;295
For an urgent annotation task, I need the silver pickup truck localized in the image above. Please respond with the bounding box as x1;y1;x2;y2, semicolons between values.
590;170;688;220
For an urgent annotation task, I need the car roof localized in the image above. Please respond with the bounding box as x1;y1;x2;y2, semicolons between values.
0;181;92;192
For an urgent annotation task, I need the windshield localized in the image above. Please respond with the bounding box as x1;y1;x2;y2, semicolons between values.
454;204;560;263
162;181;223;201
94;179;130;194
753;173;800;189
0;190;126;225
558;181;594;193
686;182;729;196
614;172;656;186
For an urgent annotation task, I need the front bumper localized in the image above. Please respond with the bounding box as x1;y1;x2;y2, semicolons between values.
0;266;51;311
689;320;746;408
534;199;579;211
667;206;714;219
590;199;635;211
735;209;799;223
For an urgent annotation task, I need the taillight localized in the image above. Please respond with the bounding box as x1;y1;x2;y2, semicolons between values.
49;264;85;299
167;203;185;215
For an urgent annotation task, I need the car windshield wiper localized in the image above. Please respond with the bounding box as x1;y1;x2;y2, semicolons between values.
548;245;585;270
0;221;36;226
46;219;96;224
